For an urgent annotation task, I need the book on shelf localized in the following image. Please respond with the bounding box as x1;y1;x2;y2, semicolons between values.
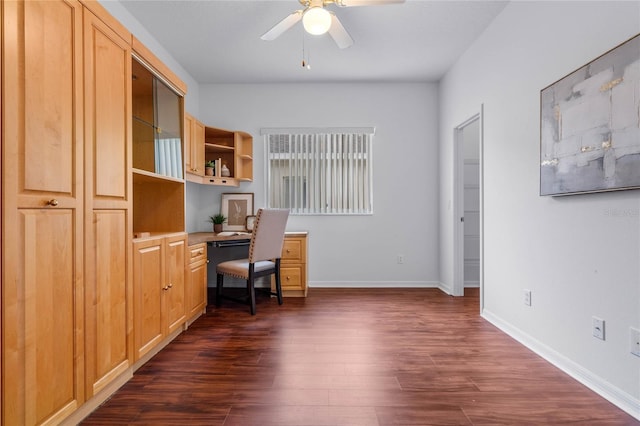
215;158;222;178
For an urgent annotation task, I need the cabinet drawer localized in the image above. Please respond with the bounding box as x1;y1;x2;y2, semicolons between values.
188;243;207;264
281;238;304;263
280;265;303;291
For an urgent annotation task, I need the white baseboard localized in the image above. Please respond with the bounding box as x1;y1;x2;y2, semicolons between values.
438;281;453;295
482;309;640;421
464;281;480;288
309;281;440;288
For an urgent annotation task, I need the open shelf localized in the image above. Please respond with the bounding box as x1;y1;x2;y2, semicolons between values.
132;56;185;235
186;124;253;186
133;168;185;184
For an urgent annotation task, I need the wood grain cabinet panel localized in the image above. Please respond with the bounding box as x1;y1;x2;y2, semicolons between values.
83;6;133;398
2;0;188;422
185;113;205;177
87;211;130;396
2;0;86;424
276;233;308;297
184;113;194;173
18;210;83;425
281;265;304;292
133;237;165;361
166;235;187;334
186;243;208;321
133;234;187;361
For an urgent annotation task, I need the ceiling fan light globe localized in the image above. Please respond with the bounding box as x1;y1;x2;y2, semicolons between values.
302;7;332;35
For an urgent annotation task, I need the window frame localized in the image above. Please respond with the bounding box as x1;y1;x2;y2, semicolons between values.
262;127;375;216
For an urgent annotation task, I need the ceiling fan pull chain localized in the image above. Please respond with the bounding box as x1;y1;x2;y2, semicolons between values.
301;28;311;69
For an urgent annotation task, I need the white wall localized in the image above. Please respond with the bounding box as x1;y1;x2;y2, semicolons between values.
439;0;640;416
100;0;639;415
188;83;441;287
100;1;440;287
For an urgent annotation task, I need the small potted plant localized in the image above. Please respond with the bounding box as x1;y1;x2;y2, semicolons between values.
205;160;215;176
208;213;226;233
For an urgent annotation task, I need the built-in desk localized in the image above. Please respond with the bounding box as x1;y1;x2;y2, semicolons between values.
187;231;308;297
188;232;251;246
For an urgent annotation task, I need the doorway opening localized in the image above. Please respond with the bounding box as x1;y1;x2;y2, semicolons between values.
453;109;484;310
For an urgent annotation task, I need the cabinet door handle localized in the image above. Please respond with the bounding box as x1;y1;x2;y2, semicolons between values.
286;276;291;280
168;283;173;289
162;286;168;291
47;199;59;207
286;249;291;254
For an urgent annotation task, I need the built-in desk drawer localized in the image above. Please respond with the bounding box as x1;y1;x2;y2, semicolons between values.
282;238;304;263
188;243;207;264
276;233;308;297
281;265;304;291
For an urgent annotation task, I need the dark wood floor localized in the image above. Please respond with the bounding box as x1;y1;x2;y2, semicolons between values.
82;288;638;425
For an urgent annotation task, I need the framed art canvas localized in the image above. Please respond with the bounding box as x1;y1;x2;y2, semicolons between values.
221;193;254;231
540;34;640;196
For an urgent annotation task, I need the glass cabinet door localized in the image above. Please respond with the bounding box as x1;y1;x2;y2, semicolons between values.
154;79;182;178
132;57;183;179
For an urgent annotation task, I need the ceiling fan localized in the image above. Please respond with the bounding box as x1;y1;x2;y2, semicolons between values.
260;0;405;49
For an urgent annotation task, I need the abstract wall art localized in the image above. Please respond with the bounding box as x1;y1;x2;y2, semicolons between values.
540;34;640;196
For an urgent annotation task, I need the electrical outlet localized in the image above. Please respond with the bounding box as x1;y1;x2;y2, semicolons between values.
630;327;640;357
397;254;404;264
524;290;532;306
592;317;605;340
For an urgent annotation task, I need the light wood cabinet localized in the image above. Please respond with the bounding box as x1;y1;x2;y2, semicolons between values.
131;54;185;235
166;235;187;334
133;237;165;360
2;0;86;424
278;233;309;297
133;234;187;361
186;125;253;186
131;40;188;362
83;6;134;399
185;113;205;177
187;243;208;321
2;1;190;423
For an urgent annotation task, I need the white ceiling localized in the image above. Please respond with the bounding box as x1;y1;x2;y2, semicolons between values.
119;0;509;84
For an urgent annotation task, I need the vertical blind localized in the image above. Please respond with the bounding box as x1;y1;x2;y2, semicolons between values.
262;128;375;215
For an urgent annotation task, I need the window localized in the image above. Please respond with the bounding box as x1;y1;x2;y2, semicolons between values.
263;128;374;215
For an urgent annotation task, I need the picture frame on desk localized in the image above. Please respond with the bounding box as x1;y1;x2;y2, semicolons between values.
221;192;254;231
245;215;256;232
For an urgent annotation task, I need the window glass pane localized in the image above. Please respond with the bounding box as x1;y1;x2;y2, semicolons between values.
265;129;373;215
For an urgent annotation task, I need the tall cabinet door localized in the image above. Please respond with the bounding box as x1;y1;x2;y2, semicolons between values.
165;235;187;334
133;238;165;361
185;113;195;173
184;114;205;177
193;120;205;176
2;0;85;424
83;8;133;397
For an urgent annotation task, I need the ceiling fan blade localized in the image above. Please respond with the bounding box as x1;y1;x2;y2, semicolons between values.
335;0;405;6
260;11;302;41
328;14;353;49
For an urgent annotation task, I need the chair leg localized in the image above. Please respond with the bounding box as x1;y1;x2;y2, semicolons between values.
216;273;223;307
275;259;283;305
248;264;256;315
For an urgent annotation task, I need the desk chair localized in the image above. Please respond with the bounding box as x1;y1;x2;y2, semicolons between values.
215;208;289;315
